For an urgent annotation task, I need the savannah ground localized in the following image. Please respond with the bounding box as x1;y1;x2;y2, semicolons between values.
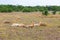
0;12;60;40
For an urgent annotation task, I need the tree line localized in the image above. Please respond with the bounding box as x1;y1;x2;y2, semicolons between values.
0;5;60;15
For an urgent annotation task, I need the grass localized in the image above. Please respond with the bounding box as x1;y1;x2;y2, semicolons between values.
0;12;60;40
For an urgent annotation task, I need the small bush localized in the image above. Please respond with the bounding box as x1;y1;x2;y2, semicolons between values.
52;11;56;15
42;10;49;16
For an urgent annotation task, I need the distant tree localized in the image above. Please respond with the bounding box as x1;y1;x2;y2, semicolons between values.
42;10;48;16
0;5;60;13
52;11;56;15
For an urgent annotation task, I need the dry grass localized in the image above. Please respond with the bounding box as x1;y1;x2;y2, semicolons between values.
0;12;60;40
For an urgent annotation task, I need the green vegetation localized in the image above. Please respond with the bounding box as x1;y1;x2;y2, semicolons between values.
42;10;49;16
0;5;60;12
0;5;60;15
52;11;56;15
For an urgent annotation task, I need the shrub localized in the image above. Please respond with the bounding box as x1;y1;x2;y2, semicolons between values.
52;11;56;15
42;10;48;16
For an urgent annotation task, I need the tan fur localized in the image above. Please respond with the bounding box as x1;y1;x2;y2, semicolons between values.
11;23;25;27
25;22;34;28
34;23;39;26
39;22;47;26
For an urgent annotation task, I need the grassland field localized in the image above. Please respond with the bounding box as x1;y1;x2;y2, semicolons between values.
0;12;60;40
